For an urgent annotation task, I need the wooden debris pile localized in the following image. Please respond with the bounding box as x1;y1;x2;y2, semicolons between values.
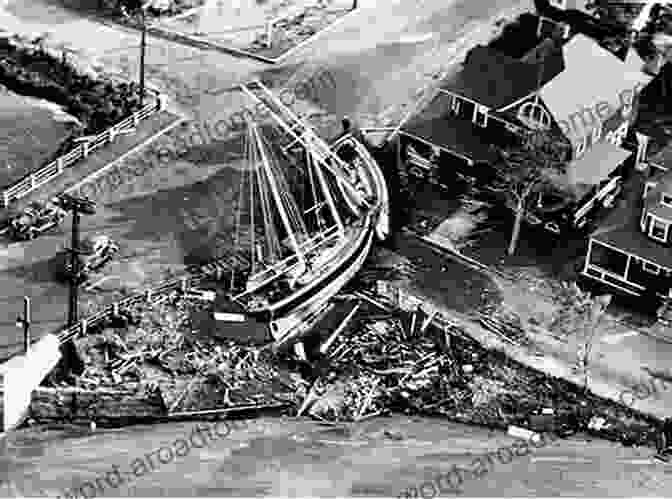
71;293;298;412
297;307;658;441
301;318;461;422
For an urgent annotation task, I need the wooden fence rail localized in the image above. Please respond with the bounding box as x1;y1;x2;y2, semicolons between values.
56;259;234;345
1;91;165;206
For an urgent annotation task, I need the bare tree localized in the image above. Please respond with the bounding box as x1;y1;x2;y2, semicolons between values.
491;129;569;256
550;282;612;389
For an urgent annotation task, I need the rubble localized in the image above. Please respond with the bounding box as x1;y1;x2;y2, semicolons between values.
62;292;299;415
37;280;662;447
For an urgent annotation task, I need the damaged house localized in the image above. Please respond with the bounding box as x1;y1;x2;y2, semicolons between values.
399;27;653;233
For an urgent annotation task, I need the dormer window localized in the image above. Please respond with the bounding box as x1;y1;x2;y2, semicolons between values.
649;215;669;243
662;193;672;208
517;101;551;130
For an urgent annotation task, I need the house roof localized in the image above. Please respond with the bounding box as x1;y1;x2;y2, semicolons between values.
563;0;590;10
401;96;500;163
591;174;672;270
539;34;653;148
439;45;563;110
543;140;631;197
567;140;632;185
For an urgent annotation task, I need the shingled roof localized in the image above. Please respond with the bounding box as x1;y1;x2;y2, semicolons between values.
539;34;652;148
440;45;564;110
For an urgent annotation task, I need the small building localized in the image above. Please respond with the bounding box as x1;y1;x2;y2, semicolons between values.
582;167;672;297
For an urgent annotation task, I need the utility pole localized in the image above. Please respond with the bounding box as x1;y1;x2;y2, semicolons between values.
16;296;31;355
53;193;95;379
139;6;147;107
122;1;149;106
56;193;96;328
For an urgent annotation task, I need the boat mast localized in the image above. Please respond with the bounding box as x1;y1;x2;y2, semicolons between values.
252;122;307;269
308;150;345;239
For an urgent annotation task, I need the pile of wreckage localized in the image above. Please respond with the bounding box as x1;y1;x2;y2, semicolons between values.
48;283;661;446
296;295;659;448
68;293;300;415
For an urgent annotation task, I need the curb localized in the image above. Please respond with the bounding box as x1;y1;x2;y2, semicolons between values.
145;26;277;64
64;114;186;195
273;7;360;63
144;6;359;64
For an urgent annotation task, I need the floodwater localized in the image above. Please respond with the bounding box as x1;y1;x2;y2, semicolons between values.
1;415;670;497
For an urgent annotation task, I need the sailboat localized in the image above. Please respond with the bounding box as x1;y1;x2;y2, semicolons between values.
207;80;389;347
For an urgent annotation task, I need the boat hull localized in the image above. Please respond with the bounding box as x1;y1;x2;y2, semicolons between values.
269;222;374;345
332;134;390;241
252;217;373;320
214;135;385;347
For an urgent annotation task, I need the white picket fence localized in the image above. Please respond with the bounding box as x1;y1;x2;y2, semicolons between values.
57;255;244;345
1;91;165;207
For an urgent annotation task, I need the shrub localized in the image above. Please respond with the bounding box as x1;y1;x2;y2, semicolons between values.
0;36;147;137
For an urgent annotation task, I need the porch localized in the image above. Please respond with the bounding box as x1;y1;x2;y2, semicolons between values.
582;174;672;297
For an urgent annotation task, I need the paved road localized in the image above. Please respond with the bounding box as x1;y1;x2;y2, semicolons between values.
1;416;669;497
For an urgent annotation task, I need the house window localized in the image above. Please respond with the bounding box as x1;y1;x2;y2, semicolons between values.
575;137;586;158
473;105;489;127
649;216;669;243
517;101;551;130
592;122;603;144
607;122;629;147
643;261;661;275
450;96;461;115
641;212;651;232
644;182;657;198
662;194;672;208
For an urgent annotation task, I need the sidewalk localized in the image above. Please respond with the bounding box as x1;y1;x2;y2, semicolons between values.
404;230;672;422
9;109;183;211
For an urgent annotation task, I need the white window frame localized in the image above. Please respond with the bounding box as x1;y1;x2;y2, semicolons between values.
643;261;661;275
575;137;586;158
662;193;672;208
592;121;603;145
609;121;629;147
644;181;657;198
450;96;461;115
641;212;650;232
473;105;489;128
649;215;669;243
517;101;551;130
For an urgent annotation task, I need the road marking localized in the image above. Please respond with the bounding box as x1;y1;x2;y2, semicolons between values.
600;330;639;345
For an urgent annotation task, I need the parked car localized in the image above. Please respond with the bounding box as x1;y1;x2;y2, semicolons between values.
55;235;119;284
7;199;67;241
